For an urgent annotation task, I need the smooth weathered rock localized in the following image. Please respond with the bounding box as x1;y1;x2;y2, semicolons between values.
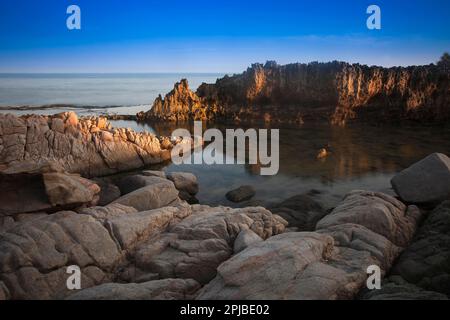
270;194;327;230
78;203;138;220
0;169;100;215
316;190;422;247
0;112;178;177
133;205;287;284
167;172;199;195
233;229;263;253
43;172;100;208
67;279;200;300
198;232;340;299
226;185;256;203
391;153;450;204
112;181;179;211
0;211;122;299
198;190;424;300
0;201;200;299
359;276;448;300
107;205;191;249
390;200;450;295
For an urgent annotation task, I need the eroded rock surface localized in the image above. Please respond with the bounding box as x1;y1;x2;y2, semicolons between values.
132;205;287;285
198;190;423;300
67;279;200;300
138;61;449;124
0;211;121;299
0;200;285;300
0;112;175;177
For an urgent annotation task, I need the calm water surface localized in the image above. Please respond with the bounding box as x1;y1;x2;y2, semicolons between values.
110;120;450;209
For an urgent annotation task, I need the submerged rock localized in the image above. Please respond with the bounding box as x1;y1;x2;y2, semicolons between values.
391;153;450;204
226;185;256;203
316;148;329;159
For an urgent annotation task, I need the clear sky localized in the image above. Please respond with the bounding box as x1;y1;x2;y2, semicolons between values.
0;0;449;72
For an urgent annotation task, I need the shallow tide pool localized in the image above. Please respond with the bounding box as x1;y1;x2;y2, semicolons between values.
109;120;450;209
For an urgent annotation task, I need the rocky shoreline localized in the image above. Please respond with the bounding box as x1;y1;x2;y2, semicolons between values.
0;112;194;178
137;59;449;125
1;119;450;300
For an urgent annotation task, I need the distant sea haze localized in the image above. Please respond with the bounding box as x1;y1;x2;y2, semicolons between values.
0;73;223;116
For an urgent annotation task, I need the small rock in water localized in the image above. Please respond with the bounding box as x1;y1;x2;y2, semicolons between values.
317;148;329;159
226;185;256;203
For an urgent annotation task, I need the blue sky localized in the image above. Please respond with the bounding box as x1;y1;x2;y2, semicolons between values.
0;0;449;72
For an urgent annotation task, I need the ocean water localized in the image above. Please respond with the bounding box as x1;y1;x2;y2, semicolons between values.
0;73;223;115
109;120;450;208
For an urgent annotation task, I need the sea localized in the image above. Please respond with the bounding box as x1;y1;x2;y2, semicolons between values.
1;73;449;208
0;73;223;116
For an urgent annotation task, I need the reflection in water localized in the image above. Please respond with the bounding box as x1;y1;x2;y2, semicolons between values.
110;120;450;209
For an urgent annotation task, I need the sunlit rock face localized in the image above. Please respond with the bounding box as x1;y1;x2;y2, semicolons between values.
139;61;449;125
0;112;177;177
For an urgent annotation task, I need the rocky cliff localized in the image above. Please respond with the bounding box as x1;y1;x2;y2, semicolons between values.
138;60;449;125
